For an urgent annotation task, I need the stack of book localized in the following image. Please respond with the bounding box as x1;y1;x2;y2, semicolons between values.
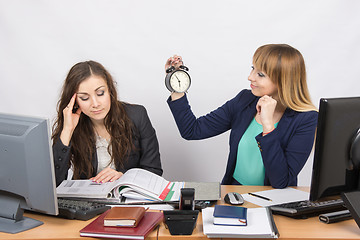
56;168;220;203
57;168;182;202
202;205;279;238
80;207;163;239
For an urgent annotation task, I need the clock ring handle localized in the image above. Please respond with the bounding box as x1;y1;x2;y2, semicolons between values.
179;65;189;71
166;66;175;73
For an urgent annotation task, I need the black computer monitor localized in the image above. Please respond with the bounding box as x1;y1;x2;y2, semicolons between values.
0;113;58;234
309;97;360;201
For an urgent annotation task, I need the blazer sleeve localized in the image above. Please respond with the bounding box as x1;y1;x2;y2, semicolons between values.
255;110;318;188
52;138;71;187
127;104;163;176
167;93;241;140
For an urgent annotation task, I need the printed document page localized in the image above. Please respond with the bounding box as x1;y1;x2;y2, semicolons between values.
242;187;309;207
57;179;118;198
57;168;183;201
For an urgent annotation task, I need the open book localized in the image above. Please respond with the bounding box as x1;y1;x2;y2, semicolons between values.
57;168;183;202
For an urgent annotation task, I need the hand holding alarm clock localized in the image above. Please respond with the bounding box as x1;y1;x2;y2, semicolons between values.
165;55;191;93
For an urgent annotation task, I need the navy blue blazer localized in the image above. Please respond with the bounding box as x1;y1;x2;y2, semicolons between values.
167;90;318;188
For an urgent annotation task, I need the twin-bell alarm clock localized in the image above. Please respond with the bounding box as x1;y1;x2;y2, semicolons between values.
165;65;191;93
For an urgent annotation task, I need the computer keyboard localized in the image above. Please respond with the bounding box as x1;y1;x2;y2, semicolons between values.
57;198;111;220
270;198;347;219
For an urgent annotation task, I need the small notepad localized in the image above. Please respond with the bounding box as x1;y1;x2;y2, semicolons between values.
104;207;146;227
213;205;247;226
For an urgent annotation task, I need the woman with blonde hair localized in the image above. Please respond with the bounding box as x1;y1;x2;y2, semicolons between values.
166;44;317;188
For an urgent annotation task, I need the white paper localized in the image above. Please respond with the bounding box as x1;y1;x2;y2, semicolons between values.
56;179;118;198
112;168;171;200
108;202;175;211
242;187;309;207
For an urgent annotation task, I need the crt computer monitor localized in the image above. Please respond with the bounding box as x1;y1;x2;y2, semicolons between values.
309;97;360;201
0;113;58;234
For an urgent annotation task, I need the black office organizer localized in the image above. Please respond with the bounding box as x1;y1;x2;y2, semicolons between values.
341;191;360;227
163;210;199;235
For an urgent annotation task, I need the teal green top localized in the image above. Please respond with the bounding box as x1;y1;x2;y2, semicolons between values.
233;118;278;185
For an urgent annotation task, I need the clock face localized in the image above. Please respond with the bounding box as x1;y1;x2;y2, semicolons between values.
169;70;191;93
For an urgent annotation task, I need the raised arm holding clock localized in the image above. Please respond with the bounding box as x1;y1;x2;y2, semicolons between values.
165;55;187;101
165;44;318;188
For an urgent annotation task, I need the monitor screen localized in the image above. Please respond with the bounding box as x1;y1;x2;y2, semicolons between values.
309;97;360;201
0;113;58;234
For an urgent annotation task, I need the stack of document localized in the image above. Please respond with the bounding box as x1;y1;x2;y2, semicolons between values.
202;207;279;238
56;168;220;211
57;168;182;202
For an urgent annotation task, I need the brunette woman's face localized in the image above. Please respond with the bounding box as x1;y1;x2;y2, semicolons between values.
76;75;111;124
248;66;278;98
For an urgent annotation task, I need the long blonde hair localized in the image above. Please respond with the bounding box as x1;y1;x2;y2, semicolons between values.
253;44;317;112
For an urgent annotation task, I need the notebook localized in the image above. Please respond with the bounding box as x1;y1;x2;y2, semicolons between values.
80;210;163;239
213;205;247;226
103;207;146;227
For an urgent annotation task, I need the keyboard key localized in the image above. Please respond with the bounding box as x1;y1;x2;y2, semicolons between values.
270;199;346;219
57;198;111;220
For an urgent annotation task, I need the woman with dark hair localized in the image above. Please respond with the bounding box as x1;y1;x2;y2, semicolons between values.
52;60;162;187
166;44;318;188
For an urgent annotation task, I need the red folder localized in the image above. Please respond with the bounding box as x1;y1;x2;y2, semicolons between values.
80;210;163;239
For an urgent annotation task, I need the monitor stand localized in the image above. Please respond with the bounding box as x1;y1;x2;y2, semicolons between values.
0;195;43;234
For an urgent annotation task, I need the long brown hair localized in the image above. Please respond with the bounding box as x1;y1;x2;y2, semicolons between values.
52;61;134;179
253;44;317;112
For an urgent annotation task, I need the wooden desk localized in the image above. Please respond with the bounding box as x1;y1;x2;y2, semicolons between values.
0;212;158;240
158;185;360;240
1;185;360;240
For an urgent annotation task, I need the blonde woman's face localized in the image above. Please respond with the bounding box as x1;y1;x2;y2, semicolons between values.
248;66;278;98
76;75;111;124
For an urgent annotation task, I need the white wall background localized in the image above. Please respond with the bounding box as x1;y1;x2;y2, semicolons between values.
1;0;359;186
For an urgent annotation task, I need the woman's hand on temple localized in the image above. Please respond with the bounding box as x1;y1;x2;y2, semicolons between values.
90;167;124;183
60;93;81;145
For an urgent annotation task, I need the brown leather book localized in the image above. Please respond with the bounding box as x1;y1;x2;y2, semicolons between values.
103;207;146;227
81;210;163;239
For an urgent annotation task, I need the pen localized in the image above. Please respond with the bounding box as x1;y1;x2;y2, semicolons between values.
248;192;272;201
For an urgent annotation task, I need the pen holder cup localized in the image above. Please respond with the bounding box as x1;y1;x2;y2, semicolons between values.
163;210;199;235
